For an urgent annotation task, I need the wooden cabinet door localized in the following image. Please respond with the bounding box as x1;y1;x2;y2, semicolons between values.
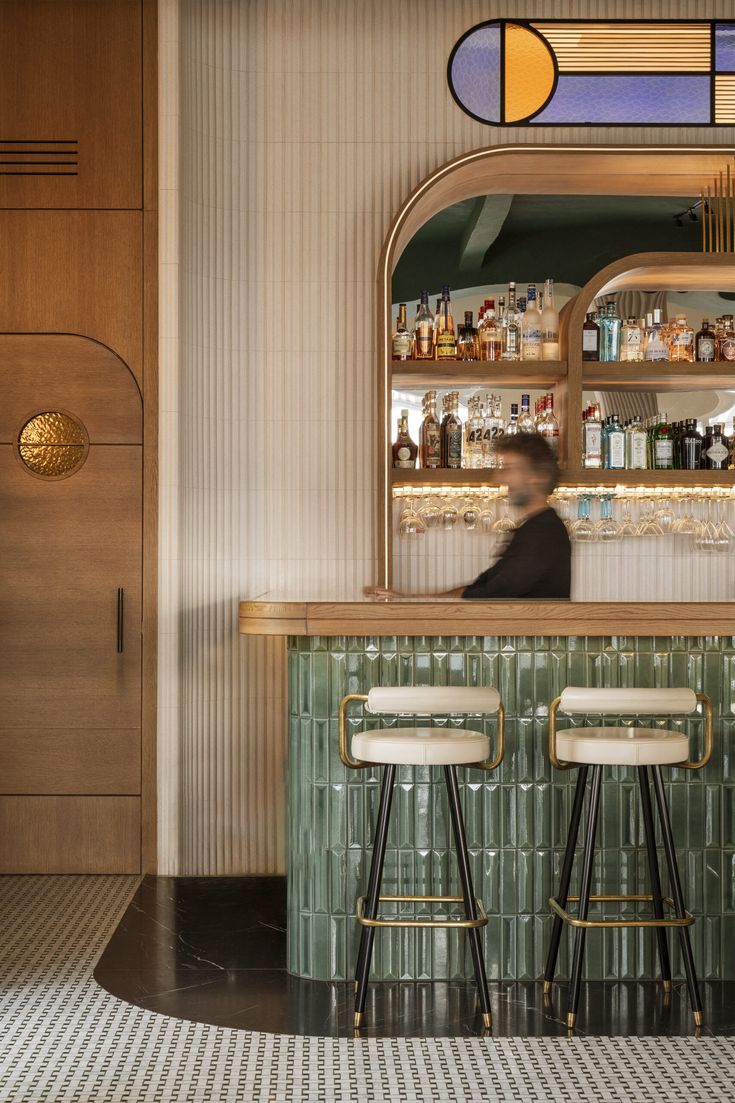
0;335;143;872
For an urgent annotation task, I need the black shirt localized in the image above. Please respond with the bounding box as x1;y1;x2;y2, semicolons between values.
462;507;571;600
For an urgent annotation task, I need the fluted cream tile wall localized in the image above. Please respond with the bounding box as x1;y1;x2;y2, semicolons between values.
158;0;735;874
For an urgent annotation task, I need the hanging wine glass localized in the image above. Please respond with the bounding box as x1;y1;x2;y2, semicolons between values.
440;500;459;531
398;497;427;537
618;498;637;538
418;494;442;530
595;495;621;541
654;497;675;535
637;498;664;537
477;499;496;534
571;495;596;542
462;498;481;531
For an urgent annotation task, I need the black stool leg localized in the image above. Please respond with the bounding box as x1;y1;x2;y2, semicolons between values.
444;765;493;1029
650;765;703;1026
544;765;589;993
637;766;672;990
354;764;396;1028
567;763;603;1030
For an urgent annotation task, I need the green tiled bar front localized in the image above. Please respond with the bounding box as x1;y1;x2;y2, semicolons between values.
287;634;735;982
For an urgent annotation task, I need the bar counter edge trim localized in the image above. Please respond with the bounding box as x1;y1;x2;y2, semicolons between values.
238;600;735;637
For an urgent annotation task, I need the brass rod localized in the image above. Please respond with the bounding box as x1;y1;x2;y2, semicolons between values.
727;166;732;252
708;185;713;252
700;191;706;252
718;172;724;252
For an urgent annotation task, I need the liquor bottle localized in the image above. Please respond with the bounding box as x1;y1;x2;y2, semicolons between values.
517;392;534;433
537;393;559;455
582;405;602;468
391;304;412;361
493;394;505;444
465;398;484;469
481;397;495;468
479;300;502;361
392;409;418;469
619;317;643;362
419;390;441;468
435;287;457;360
582;312;600;360
717;315;735;361
443;391;463;469
681;419;702;470
695;319;716;362
599;301;622;362
603;411;625;470
652;412;674;470
456;310;478;360
541;278;560;360
521;283;543;361
643;309;669;362
625;415;648;469
504;283;521;361
704;423;729;469
413;291;434;360
667;313;694;363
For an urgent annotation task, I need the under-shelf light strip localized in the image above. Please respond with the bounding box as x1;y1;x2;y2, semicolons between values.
393;484;735;500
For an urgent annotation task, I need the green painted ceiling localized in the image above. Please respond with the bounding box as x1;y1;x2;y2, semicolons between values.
391;193;703;303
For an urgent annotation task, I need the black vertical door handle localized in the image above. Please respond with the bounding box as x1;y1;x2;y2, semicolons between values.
117;587;124;653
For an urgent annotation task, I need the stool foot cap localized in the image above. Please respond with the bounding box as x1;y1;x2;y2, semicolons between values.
543;980;552;995
566;1012;576;1029
482;1012;492;1029
693;1011;704;1026
354;1012;363;1028
662;980;672;992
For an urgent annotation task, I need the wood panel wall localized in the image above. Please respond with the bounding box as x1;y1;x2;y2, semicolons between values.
159;0;735;875
0;0;157;872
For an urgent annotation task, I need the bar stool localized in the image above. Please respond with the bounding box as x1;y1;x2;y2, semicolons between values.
543;686;714;1030
338;686;504;1030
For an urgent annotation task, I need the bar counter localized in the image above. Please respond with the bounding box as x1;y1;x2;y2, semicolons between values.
239;597;735;984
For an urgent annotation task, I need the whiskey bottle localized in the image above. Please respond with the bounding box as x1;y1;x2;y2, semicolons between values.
392;409;418;469
582;312;600;360
419;390;441;468
717;315;735;361
435;288;457;360
517;392;534;433
667;313;694;363
457;310;478;360
681;419;702;470
413;291;434;360
695;319;716;362
625;415;648;469
541;278;560;360
521;283;543;361
582;405;602;469
652;412;674;470
504;283;521;361
603;411;625;470
619;317;643;362
443;391;463;469
392;304;412;361
479;300;502;361
599;301;622;362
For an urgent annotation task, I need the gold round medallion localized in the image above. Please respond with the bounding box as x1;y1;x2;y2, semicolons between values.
16;410;89;479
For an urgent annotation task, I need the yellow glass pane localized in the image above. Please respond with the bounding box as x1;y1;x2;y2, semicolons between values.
504;24;555;123
18;443;85;477
19;411;86;447
17;411;88;477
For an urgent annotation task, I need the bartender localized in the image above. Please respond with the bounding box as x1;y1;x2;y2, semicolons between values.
367;433;571;600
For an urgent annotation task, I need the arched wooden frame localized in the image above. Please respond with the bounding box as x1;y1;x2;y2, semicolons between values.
376;144;735;586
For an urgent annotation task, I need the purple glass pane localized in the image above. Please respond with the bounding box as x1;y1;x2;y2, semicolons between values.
449;24;501;124
531;75;710;124
715;24;735;71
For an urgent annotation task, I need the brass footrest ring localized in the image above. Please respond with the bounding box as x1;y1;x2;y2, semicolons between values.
549;893;694;929
356;894;488;929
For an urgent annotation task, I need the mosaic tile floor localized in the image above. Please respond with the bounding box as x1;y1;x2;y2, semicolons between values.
2;875;735;1102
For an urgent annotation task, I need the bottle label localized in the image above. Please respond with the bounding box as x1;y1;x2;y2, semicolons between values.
706;441;729;464
607;432;625;469
394;446;414;469
582;329;598;352
414;324;433;357
392;333;412;357
584;423;602;464
446;430;462;468
721;338;735;361
654;439;674;467
523;327;542;360
435;332;457;359
424;427;441;467
697;336;715;360
674;331;692;346
629;434;647;468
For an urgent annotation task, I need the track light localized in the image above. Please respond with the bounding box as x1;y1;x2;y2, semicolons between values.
689;209;698;222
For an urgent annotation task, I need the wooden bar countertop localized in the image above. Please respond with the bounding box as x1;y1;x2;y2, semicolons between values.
238;598;734;638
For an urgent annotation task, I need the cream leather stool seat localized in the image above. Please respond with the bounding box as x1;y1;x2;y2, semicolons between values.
340;683;504;1031
555;726;688;767
352;728;490;766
